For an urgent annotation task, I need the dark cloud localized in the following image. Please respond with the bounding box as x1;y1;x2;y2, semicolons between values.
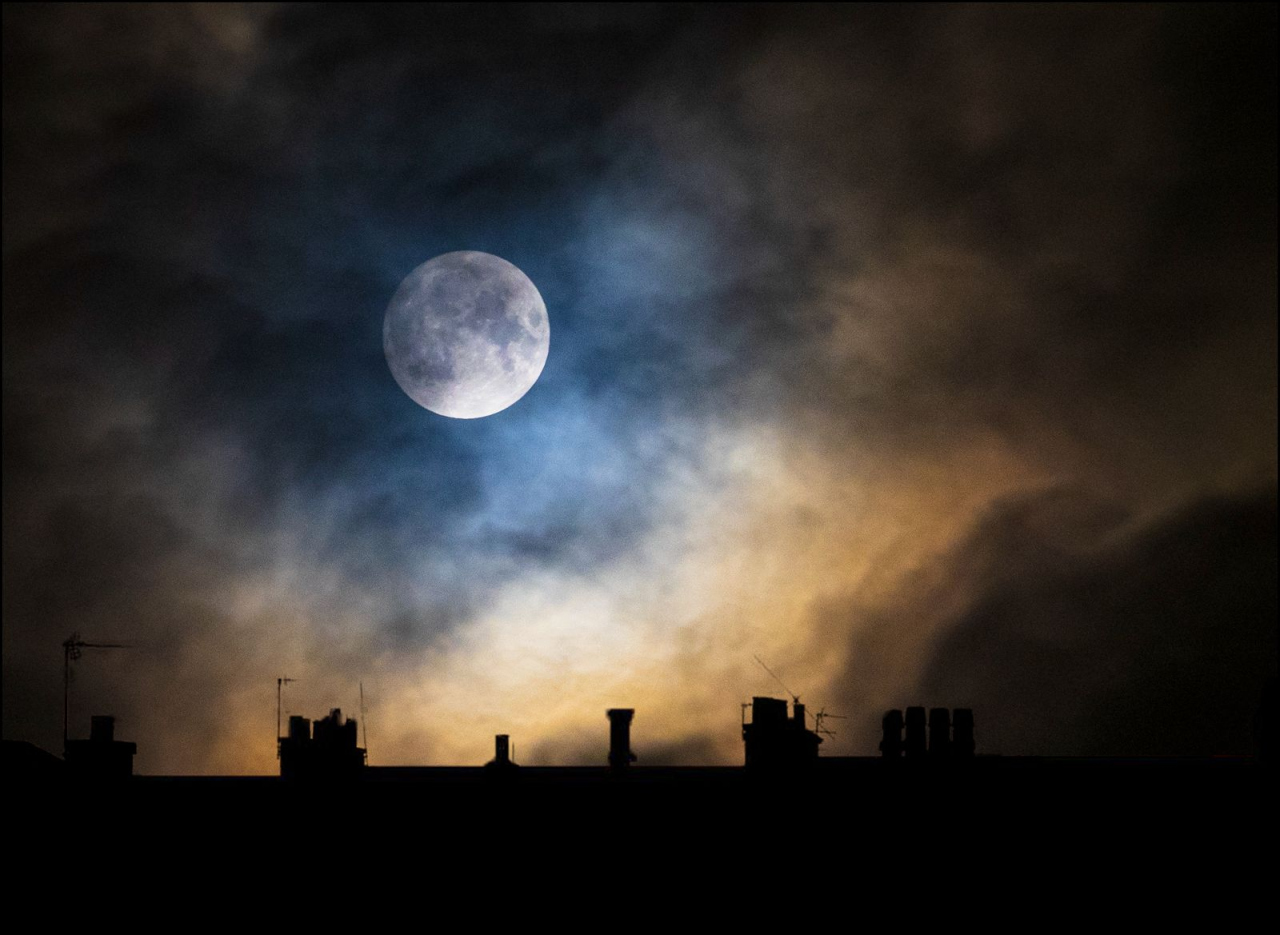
832;486;1277;757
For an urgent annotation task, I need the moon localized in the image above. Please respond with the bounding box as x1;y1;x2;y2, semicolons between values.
383;251;549;419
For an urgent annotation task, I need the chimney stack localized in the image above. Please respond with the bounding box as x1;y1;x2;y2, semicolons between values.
880;709;904;757
90;715;115;743
905;707;927;758
607;709;636;771
929;708;951;757
66;715;136;779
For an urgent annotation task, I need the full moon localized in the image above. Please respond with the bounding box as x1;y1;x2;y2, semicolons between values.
383;251;550;419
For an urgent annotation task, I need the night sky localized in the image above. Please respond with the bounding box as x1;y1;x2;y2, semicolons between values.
3;4;1275;774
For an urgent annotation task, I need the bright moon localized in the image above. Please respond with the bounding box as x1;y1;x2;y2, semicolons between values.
383;251;550;419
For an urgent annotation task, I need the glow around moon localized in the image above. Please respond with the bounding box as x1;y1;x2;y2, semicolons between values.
384;251;549;418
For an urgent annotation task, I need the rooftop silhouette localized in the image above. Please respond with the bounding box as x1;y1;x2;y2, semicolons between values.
4;685;1273;785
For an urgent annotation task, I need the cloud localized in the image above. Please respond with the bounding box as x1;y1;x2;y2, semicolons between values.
828;486;1277;757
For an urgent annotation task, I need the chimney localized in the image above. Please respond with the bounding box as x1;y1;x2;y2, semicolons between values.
494;734;510;765
288;715;311;742
905;707;927;758
66;715;136;780
607;708;635;770
90;715;115;743
793;702;806;727
953;709;975;757
880;709;904;757
929;708;951;757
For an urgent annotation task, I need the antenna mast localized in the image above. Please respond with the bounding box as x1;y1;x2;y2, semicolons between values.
359;680;369;764
753;655;800;704
277;677;299;759
63;633;130;752
811;708;847;738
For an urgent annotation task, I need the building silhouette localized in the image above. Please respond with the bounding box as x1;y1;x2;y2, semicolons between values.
742;697;822;768
278;708;366;781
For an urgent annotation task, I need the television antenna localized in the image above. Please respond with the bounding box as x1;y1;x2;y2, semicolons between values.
753;655;800;705
810;708;847;739
63;632;130;750
359;680;369;765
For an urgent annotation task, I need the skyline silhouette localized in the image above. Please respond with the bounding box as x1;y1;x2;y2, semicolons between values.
9;681;1273;782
